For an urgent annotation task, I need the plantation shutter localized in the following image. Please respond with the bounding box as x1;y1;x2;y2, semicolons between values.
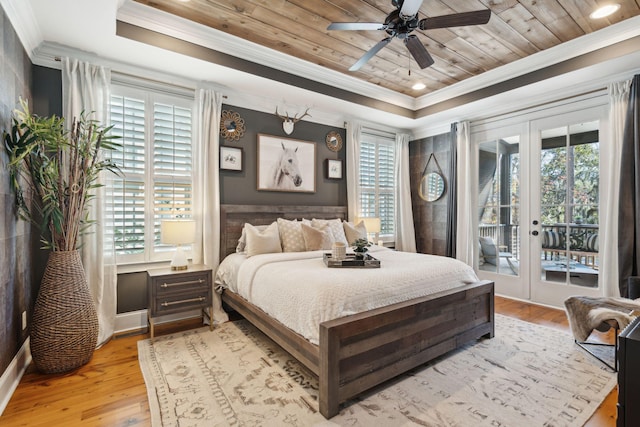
108;88;193;263
358;130;396;238
109;95;146;259
153;103;193;251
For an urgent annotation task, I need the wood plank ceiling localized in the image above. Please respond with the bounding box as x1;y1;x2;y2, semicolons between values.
134;0;640;97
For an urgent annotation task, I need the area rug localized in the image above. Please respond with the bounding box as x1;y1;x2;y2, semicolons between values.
137;314;617;427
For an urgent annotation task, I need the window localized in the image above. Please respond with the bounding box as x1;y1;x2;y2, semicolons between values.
108;83;193;264
358;129;395;239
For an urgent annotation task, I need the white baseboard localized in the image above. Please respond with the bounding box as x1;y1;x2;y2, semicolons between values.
0;338;31;416
115;309;203;335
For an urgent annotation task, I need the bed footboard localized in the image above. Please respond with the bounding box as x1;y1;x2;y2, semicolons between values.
318;280;494;418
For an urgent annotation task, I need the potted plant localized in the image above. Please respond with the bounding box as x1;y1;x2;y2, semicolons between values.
351;238;371;259
3;98;120;373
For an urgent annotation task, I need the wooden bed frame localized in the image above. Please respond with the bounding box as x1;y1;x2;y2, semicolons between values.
219;204;495;418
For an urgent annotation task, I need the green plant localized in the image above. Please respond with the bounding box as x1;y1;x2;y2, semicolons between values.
351;238;371;254
3;98;120;251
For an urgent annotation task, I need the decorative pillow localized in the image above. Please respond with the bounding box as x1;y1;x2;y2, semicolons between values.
343;220;367;246
311;218;348;245
542;230;564;249
478;236;498;265
585;233;599;252
301;223;335;251
245;222;282;257
277;218;306;252
236;223;269;253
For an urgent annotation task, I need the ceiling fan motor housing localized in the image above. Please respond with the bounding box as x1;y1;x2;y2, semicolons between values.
384;10;419;39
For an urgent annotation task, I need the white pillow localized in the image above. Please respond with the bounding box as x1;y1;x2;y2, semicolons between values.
245;222;282;257
236;223;269;253
277;218;306;252
343;220;367;246
311;218;348;246
301;223;335;251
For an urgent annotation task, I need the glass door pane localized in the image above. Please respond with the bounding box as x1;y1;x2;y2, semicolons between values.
539;121;600;288
477;137;520;276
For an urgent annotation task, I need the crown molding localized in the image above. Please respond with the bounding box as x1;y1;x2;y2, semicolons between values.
0;0;42;57
416;15;640;111
116;0;415;110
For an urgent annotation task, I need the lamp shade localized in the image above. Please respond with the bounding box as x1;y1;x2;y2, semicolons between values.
161;219;196;245
358;217;381;234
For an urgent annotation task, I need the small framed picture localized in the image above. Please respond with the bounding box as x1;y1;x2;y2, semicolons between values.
220;146;242;171
326;159;342;179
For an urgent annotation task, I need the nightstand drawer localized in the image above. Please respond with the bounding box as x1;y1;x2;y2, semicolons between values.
155;273;209;297
153;290;211;315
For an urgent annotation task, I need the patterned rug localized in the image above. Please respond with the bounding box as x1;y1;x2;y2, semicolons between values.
137;314;616;426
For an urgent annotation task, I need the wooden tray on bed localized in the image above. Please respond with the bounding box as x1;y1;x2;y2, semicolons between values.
323;252;380;268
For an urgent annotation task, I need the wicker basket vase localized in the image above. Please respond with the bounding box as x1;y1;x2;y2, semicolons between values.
30;250;99;374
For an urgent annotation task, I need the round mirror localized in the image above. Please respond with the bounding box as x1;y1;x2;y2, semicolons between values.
220;110;245;141
419;172;446;202
326;131;343;152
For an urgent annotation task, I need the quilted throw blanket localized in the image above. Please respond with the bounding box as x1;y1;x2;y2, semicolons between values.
216;247;479;344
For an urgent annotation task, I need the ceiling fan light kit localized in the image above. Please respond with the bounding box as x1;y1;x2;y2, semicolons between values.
327;0;491;72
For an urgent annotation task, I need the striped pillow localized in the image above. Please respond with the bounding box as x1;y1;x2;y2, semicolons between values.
542;230;563;249
585;233;599;252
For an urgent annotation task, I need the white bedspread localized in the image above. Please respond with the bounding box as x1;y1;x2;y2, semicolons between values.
215;246;479;344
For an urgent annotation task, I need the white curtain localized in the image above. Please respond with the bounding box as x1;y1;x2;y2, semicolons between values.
394;133;416;252
192;87;229;324
62;57;116;347
346;121;362;222
455;121;474;266
602;79;631;297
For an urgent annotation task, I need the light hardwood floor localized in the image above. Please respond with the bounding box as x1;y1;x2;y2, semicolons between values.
0;296;617;426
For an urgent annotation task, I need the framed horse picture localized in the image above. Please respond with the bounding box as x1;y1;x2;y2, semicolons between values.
257;134;316;193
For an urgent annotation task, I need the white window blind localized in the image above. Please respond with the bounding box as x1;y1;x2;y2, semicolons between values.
108;86;193;264
358;130;395;238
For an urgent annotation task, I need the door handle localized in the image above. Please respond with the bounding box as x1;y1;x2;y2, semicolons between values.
531;230;539;236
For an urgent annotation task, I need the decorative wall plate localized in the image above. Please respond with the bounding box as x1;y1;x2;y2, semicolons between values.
220;110;246;141
326;131;343;152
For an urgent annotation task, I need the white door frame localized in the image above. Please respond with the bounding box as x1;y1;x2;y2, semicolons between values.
469;92;609;307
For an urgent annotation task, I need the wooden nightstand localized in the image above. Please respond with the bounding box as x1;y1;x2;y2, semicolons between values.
147;264;213;341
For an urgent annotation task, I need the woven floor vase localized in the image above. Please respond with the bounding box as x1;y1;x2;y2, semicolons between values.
31;250;99;374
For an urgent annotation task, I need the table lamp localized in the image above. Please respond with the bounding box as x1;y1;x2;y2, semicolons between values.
358;217;381;244
161;219;196;270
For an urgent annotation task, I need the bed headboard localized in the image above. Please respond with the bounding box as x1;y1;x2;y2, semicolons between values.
219;204;348;260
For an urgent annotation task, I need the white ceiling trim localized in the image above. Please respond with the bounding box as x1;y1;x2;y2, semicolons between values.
116;0;416;110
0;0;42;56
415;15;640;110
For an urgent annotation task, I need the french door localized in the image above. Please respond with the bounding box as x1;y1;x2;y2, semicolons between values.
473;104;607;306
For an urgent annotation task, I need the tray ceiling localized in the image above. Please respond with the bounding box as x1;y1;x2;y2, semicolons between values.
132;0;640;97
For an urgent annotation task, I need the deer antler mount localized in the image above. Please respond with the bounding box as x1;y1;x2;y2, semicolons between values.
275;107;311;135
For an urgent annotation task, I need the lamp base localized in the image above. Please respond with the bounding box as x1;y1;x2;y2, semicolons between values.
170;245;189;271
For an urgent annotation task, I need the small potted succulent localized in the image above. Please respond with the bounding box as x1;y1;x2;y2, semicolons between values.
351;238;371;259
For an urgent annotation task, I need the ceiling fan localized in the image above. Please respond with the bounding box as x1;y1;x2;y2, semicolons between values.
327;0;491;71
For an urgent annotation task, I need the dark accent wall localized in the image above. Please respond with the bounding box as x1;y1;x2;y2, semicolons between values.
410;132;453;256
219;105;347;206
1;6;35;379
116;105;347;313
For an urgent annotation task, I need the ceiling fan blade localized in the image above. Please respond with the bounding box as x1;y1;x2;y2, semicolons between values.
399;0;424;18
327;22;386;31
419;9;491;30
405;35;434;69
349;37;393;71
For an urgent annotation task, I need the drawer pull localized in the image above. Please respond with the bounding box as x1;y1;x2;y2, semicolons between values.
161;278;205;288
161;297;206;307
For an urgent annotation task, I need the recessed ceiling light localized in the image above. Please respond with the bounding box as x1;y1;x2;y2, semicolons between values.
412;82;426;90
589;4;620;19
